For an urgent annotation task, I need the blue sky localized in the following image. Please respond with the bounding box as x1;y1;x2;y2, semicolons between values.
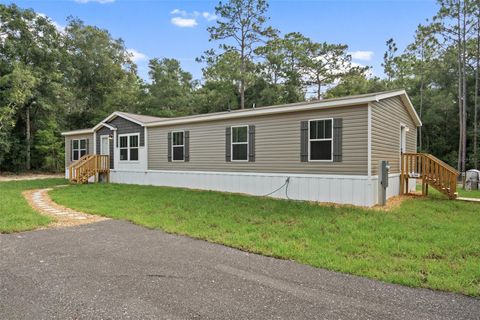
4;0;439;81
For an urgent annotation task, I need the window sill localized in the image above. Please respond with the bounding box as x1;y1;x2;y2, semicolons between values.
308;160;334;163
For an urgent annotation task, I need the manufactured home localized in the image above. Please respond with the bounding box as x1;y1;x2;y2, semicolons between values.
62;90;435;207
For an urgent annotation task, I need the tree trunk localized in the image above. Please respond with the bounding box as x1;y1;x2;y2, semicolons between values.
25;104;31;171
240;77;245;109
474;12;480;169
317;75;321;100
240;32;246;110
419;43;424;152
457;0;463;173
461;0;468;180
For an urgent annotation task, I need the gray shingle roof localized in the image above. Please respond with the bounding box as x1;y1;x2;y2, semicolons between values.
115;112;166;124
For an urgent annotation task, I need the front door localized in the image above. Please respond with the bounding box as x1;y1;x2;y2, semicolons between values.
100;135;110;156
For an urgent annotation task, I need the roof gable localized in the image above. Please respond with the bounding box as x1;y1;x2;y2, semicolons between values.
91;111;165;133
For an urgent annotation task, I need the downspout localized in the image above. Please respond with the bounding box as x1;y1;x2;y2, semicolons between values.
144;126;148;172
93;129;96;154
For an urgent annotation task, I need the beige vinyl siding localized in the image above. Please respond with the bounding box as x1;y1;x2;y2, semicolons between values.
371;96;417;175
64;133;94;168
148;105;368;175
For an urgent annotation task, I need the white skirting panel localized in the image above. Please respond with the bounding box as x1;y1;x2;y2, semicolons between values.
109;170;409;207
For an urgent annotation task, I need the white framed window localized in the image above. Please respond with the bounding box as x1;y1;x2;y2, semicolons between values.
172;131;185;162
308;118;333;162
119;133;139;161
72;139;87;161
231;125;248;161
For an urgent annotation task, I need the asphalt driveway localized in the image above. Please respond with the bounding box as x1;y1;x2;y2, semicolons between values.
1;220;479;319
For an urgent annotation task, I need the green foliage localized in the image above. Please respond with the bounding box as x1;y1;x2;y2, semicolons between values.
324;67;387;98
205;0;277;109
256;32;310;103
144;58;194;115
0;63;38;163
51;183;480;296
193;80;239;113
63;17;141;127
303;41;352;99
0;4;145;172
34;119;64;171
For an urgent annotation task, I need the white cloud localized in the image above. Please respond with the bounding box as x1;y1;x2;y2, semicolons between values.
127;48;148;62
170;9;187;16
75;0;115;4
202;12;217;21
171;17;198;28
170;9;216;28
349;50;374;61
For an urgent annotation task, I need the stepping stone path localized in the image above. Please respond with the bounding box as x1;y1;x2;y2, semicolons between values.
23;187;108;229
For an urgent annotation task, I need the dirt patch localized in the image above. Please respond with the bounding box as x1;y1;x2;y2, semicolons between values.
0;173;64;181
372;194;423;211
23;188;108;229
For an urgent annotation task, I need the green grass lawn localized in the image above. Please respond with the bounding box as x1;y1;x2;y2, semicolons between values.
50;183;480;296
416;183;480;199
457;187;480;199
0;178;67;233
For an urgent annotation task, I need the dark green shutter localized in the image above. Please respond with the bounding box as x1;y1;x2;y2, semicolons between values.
333;118;343;162
300;121;308;162
167;132;172;162
248;125;255;162
225;127;231;162
184;130;190;162
86;139;89;155
70;139;73;161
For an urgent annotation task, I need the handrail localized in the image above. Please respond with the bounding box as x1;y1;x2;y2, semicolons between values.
69;154;91;169
68;154;110;184
69;154;94;182
401;153;458;199
403;152;459;175
423;154;459;174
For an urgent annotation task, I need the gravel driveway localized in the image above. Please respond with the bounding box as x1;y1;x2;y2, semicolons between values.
0;220;478;319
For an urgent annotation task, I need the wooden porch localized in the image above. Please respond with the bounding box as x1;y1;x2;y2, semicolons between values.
400;153;459;199
68;154;110;184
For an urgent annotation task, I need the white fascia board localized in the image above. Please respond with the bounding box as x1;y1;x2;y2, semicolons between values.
400;93;422;127
92;112;144;132
93;122;117;132
113;112;145;126
61;129;94;136
92;112;118;131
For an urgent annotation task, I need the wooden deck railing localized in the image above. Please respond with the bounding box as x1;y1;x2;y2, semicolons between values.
400;153;458;199
69;154;110;184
